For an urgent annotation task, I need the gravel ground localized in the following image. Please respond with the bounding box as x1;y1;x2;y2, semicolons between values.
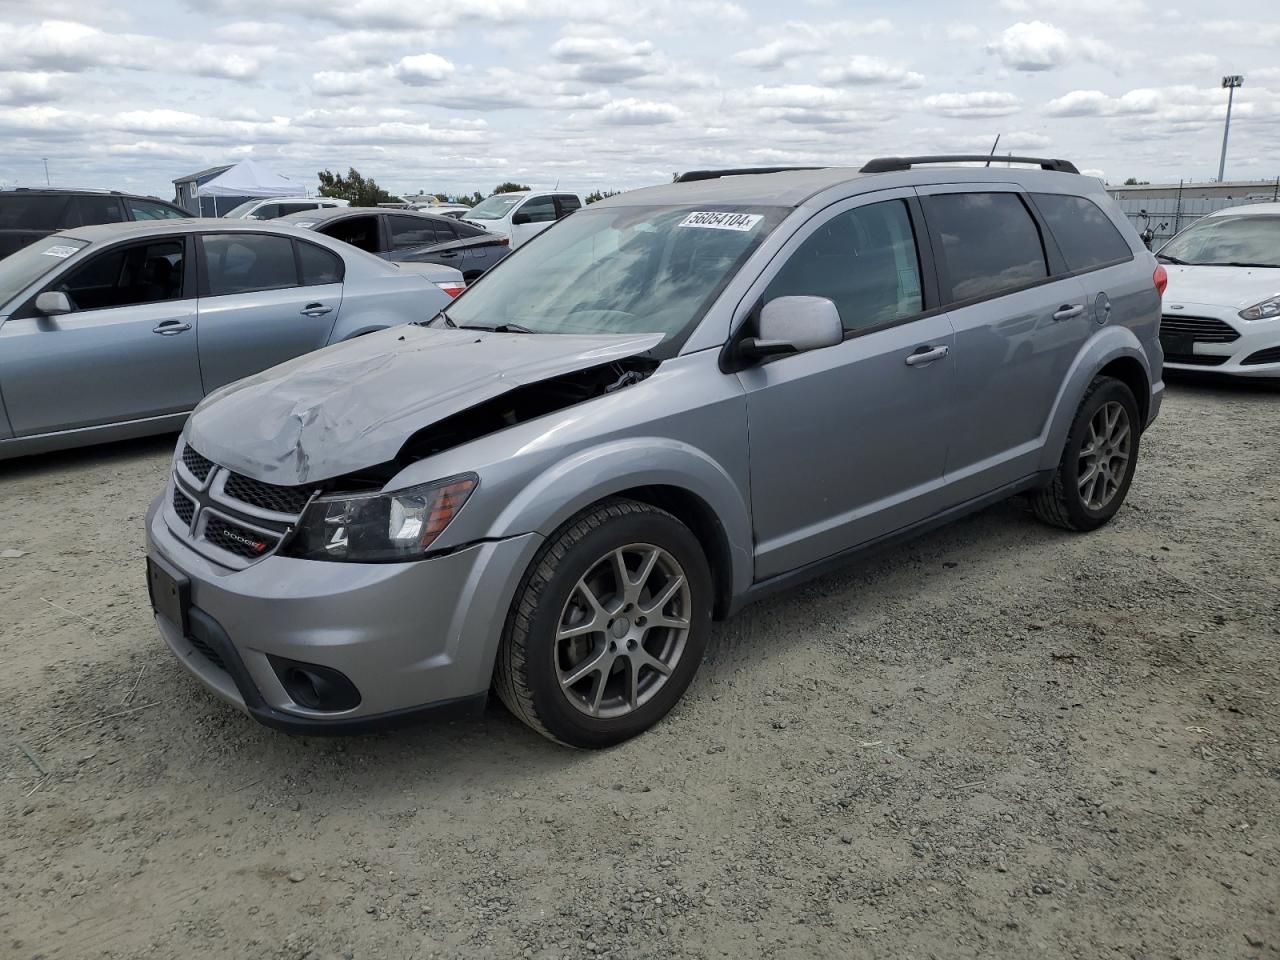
1;379;1278;960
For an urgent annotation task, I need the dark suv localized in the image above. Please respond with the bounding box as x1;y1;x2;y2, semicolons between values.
0;188;188;260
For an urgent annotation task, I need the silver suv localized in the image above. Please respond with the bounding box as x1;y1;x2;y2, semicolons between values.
146;156;1165;747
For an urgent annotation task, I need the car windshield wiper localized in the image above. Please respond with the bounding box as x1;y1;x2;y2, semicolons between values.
417;309;455;328
1156;254;1188;265
1210;261;1279;268
458;322;539;334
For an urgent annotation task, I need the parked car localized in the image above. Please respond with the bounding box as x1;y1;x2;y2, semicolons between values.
1156;202;1280;377
460;190;583;248
0;187;188;260
147;156;1163;746
0;219;462;459
411;203;471;219
221;197;349;220
278;207;509;282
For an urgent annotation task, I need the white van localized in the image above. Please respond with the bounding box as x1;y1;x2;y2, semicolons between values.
460;191;583;248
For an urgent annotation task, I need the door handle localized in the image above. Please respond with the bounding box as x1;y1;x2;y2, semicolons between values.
905;344;949;366
300;303;333;317
152;321;191;335
1053;304;1085;321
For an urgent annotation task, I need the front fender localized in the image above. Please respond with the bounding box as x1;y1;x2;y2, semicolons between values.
1038;325;1155;474
486;436;755;600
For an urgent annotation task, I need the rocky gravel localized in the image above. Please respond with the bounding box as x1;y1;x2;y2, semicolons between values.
1;377;1278;960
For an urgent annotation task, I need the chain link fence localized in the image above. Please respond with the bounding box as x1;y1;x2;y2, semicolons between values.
1112;191;1278;248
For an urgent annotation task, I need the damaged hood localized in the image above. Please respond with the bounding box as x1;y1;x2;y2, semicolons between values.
186;325;664;485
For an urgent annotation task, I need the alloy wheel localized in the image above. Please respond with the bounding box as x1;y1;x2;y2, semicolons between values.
1077;400;1131;510
554;543;692;719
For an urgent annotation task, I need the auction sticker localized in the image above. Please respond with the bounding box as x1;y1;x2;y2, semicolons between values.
42;244;79;258
678;211;762;232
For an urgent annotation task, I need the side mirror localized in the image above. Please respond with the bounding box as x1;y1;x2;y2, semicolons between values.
510;211;532;226
740;296;843;362
35;291;73;316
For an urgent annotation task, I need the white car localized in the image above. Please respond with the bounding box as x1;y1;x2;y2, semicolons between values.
460;191;583;248
1157;202;1280;377
223;197;349;220
410;202;471;219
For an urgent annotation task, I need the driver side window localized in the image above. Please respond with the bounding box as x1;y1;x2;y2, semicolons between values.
52;240;186;312
765;199;923;334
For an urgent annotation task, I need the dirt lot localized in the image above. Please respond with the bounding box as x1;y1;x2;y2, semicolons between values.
1;379;1278;960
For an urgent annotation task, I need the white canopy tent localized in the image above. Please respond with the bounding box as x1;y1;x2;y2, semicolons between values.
195;159;307;214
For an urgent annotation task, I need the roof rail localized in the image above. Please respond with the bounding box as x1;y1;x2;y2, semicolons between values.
860;155;1079;174
674;166;822;183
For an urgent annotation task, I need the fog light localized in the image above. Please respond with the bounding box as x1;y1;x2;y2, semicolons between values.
268;656;361;711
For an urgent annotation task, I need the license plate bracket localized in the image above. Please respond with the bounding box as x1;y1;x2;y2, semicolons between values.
1160;333;1195;356
147;556;190;636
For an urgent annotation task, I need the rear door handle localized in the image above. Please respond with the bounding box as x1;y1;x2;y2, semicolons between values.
1053;304;1085;321
905;344;949;366
301;303;333;317
152;321;191;335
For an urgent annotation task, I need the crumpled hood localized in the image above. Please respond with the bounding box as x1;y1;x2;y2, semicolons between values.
1163;264;1280;311
186;325;663;485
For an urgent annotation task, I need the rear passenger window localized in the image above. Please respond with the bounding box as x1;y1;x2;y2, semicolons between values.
389;215;440;249
764;199;923;334
1031;193;1133;272
71;195;124;226
202;234;298;296
298;241;343;285
0;195;68;230
555;195;582;218
923;192;1048;303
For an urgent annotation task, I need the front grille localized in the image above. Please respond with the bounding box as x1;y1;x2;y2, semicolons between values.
182;444;214;483
172;487;196;527
203;515;279;560
222;472;313;515
1242;346;1280;366
1160;315;1240;343
188;634;227;672
1164;352;1228;366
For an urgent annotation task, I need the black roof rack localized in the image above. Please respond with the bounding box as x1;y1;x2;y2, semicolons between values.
860;155;1079;175
674;166;822;183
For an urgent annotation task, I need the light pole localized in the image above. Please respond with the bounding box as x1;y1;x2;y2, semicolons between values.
1218;75;1243;183
42;158;50;186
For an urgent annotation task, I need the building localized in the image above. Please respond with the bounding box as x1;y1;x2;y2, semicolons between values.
1106;179;1280;202
172;164;239;216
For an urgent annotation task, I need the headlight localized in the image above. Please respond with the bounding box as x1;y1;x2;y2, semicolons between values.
1239;297;1280;321
282;475;476;562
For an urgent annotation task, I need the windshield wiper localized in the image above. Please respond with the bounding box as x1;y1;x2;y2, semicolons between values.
1211;261;1278;268
417;309;455;328
458;322;539;334
1157;254;1188;265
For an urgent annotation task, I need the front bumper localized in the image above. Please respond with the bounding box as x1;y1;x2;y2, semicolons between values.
1162;306;1280;378
145;495;543;733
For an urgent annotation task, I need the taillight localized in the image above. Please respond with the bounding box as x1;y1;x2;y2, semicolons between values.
435;280;466;299
1153;264;1168;298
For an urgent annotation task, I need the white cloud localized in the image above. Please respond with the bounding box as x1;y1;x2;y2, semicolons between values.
819;56;924;88
986;21;1071;71
550;35;660;83
923;91;1022;118
731;18;893;71
392;53;455;85
0;71;65;106
597;98;681;125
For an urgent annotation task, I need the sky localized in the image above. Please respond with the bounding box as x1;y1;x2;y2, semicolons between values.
1;0;1278;201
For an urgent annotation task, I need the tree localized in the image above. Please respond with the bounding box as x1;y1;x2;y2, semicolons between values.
469;191;484;206
493;182;531;194
316;167;395;206
1123;177;1150;186
585;189;621;203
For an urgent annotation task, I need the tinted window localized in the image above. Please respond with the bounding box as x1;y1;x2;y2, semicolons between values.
73;195;124;226
298;241;343;285
453;220;485;239
323;215;380;254
389;215;440;249
518;195;557;224
1032;193;1132;272
764;199;923;333
202;234;298;296
555;195;582;218
923;192;1048;303
128;198;185;221
0;194;67;230
248;203;280;220
53;240;185;311
279;202;319;216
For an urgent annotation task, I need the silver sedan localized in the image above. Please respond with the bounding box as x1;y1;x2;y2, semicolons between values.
0;219;462;459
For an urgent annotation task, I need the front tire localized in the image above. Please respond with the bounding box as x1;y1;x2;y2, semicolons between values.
1033;376;1141;531
494;499;712;748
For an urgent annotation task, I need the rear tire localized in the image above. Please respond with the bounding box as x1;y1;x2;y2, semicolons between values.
494;499;712;748
1033;376;1141;532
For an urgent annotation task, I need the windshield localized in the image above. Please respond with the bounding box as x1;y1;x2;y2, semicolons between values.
1159;214;1280;267
223;200;259;219
465;194;523;220
442;204;787;354
0;237;88;306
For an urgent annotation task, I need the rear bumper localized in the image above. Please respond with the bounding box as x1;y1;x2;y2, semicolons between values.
146;495;543;733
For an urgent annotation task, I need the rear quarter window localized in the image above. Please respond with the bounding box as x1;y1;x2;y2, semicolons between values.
1031;193;1133;272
